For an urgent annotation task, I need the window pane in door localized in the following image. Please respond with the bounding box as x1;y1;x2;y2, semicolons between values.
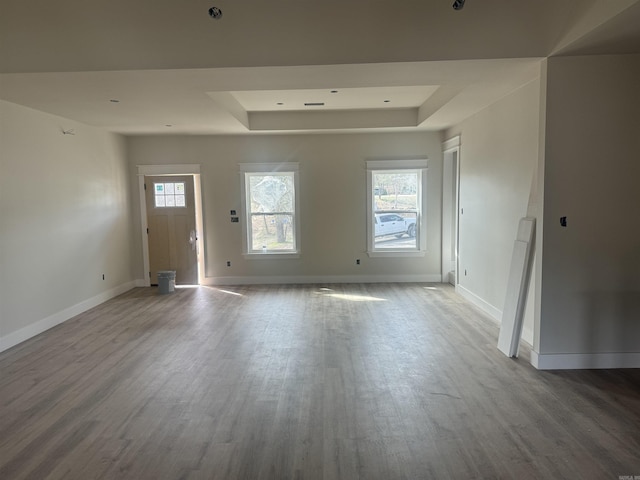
154;182;187;208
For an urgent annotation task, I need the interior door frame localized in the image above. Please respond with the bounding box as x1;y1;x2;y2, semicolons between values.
442;136;461;284
137;164;204;287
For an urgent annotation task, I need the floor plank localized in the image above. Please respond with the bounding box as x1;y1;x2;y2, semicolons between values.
1;284;639;479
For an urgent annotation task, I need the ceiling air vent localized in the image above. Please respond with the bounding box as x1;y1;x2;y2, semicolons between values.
304;102;325;106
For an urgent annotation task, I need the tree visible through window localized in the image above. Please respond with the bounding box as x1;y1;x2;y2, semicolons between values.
243;168;299;254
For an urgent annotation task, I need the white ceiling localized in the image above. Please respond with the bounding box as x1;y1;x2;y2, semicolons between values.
231;86;440;112
1;0;639;136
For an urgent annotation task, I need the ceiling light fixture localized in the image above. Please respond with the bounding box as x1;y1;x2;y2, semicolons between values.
452;0;465;10
208;6;222;19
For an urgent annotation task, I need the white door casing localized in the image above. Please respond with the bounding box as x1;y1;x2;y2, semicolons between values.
145;175;197;285
442;136;460;284
137;165;204;287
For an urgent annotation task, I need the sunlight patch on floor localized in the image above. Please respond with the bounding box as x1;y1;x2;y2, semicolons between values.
314;289;387;302
201;286;245;296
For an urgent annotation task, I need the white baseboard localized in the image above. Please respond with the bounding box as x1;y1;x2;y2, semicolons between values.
531;351;640;370
456;284;503;321
202;274;442;286
455;284;534;347
0;281;137;353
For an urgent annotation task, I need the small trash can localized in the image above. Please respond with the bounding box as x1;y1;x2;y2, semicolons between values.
157;270;176;294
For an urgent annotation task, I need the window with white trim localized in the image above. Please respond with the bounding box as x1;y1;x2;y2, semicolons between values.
240;163;300;256
366;159;427;256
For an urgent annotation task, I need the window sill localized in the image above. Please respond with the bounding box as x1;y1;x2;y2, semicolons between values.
243;252;300;260
367;250;426;258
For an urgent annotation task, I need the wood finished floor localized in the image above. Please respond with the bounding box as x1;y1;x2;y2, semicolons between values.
1;284;639;480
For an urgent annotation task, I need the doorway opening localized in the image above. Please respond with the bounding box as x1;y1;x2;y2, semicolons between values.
137;165;204;287
442;137;460;285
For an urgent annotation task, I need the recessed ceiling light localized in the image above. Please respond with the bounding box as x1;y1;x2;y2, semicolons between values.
277;102;284;105
384;100;391;103
165;124;173;127
109;99;120;103
330;90;339;94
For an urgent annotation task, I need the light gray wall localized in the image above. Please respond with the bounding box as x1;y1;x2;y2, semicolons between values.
539;54;640;357
445;78;541;345
0;100;135;350
127;132;443;283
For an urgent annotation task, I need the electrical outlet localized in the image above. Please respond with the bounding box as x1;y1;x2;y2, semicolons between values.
356;259;360;265
102;274;105;280
465;269;467;276
226;261;231;267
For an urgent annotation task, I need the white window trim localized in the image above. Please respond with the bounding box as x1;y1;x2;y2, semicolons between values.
240;163;301;259
366;159;428;258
